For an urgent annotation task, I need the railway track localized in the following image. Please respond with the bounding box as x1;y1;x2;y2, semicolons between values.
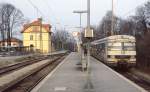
93;55;150;92
0;53;67;92
0;55;49;75
116;69;150;92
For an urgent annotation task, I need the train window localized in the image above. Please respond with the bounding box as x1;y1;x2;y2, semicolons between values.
124;42;135;46
114;43;121;46
122;42;136;51
123;46;136;51
108;42;121;46
108;46;122;51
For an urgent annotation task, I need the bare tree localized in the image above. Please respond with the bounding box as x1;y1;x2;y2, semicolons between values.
0;3;25;47
133;5;147;38
52;29;75;51
119;18;136;35
93;11;119;40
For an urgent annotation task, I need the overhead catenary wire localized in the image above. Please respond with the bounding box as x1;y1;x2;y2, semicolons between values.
27;0;47;53
35;0;85;30
42;0;62;26
27;0;58;27
27;0;45;18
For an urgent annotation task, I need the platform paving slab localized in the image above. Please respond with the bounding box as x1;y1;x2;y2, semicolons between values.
32;52;147;92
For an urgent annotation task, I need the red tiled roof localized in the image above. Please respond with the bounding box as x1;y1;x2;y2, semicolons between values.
0;38;22;43
21;19;51;33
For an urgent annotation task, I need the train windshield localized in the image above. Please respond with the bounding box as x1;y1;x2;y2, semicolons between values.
108;42;122;50
108;42;135;51
122;42;135;51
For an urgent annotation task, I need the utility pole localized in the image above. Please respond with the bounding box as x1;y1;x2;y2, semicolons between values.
50;32;53;58
85;0;94;90
39;18;43;53
111;0;114;35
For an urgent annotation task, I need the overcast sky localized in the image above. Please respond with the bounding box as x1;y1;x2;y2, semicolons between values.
0;0;149;29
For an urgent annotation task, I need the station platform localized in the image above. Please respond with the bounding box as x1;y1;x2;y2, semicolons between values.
31;52;147;92
45;50;67;56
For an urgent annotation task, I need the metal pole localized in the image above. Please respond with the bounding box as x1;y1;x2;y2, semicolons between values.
86;0;94;90
35;27;37;52
73;10;87;71
104;20;106;37
87;0;90;30
87;0;90;72
80;14;82;29
40;18;43;53
78;14;82;63
111;0;114;35
50;32;52;58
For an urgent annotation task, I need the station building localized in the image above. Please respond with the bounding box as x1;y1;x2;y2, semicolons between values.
21;18;52;53
0;38;22;47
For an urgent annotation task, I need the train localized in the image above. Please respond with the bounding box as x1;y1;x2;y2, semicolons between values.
90;35;136;68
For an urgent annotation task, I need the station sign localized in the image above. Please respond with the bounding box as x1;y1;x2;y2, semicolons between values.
72;31;79;37
84;28;94;38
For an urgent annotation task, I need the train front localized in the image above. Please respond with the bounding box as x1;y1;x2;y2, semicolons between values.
107;35;136;68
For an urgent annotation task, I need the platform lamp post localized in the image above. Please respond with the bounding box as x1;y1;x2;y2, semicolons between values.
73;11;87;31
73;10;87;65
85;0;93;72
84;0;94;89
73;10;87;44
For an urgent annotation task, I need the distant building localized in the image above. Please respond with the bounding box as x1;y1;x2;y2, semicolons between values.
0;38;22;47
21;18;52;53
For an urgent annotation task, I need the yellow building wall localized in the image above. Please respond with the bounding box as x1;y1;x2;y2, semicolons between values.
23;26;52;53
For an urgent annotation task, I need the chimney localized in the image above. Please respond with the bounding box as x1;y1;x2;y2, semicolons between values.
37;18;42;23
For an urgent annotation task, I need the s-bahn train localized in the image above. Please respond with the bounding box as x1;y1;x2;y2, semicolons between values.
91;35;136;68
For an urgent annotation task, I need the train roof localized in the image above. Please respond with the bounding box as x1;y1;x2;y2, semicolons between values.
107;35;135;40
91;35;135;45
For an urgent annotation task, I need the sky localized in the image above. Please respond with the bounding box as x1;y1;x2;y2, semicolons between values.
0;0;149;30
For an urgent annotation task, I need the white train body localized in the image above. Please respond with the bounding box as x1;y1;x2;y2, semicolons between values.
91;35;136;67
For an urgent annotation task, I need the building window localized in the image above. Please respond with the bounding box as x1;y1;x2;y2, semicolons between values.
30;35;33;40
